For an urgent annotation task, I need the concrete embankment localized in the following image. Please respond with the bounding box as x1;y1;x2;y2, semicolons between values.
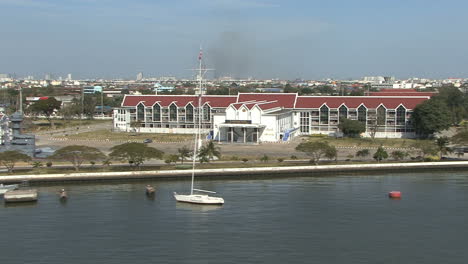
1;161;468;183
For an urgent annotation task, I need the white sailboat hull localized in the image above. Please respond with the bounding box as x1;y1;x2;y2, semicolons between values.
174;192;224;205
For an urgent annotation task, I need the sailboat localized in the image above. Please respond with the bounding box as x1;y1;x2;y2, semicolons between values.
173;49;225;205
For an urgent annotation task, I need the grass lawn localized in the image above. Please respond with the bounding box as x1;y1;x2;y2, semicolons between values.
305;135;432;149
25;119;111;132
55;129;193;142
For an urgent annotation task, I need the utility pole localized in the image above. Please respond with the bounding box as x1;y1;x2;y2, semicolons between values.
101;88;104;118
18;87;23;113
81;86;84;120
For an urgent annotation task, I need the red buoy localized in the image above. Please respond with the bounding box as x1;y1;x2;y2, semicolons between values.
388;191;401;199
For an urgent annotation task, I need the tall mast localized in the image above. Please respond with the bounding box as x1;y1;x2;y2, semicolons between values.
190;47;204;195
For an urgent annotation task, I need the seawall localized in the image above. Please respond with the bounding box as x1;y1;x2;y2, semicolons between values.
1;161;468;183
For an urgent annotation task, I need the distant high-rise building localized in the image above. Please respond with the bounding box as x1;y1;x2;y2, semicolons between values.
67;73;72;81
136;72;143;81
45;73;52;80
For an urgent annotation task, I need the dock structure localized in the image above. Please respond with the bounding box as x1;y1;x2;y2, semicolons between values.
4;190;38;203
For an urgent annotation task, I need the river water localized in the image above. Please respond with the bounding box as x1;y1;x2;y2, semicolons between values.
1;171;468;264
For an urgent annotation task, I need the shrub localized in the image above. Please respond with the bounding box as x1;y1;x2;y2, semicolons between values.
241;158;248;163
32;161;43;168
46;161;53;167
290;155;298;160
277;158;284;163
260;154;269;162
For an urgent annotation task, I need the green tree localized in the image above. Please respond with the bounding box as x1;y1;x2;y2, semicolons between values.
391;150;408;161
198;141;221;162
82;94;98;118
373;146;388;162
437;86;465;124
177;146;191;164
109;142;164;169
411;141;438;161
0;151;31;172
295;141;336;165
260;154;269;162
338;118;366;138
324;145;338;162
29;97;62;128
411;98;451;137
51;145;105;171
435;136;451;158
356;149;370;158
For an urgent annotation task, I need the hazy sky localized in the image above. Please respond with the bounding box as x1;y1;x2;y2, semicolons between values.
1;0;468;80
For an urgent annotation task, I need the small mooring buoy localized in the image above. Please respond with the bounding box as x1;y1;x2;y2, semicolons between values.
145;185;155;195
388;191;401;199
59;189;68;200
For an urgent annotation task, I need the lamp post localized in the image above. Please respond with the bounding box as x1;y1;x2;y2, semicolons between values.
101;87;104;118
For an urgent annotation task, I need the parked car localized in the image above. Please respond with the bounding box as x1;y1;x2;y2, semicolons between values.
143;138;153;144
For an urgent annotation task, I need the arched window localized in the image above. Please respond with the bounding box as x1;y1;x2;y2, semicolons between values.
396;106;406;125
320;105;329;124
186;104;194;122
339;105;348;121
153;104;161;121
169;104;177;121
203;104;211;121
358;105;367;123
377;105;386;126
137;103;145;121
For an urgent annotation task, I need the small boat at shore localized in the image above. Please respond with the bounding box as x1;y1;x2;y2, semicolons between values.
4;189;38;203
0;184;19;195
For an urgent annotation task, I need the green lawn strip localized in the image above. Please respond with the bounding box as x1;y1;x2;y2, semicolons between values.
53;129;193;142
25;119;111;133
306;136;432;149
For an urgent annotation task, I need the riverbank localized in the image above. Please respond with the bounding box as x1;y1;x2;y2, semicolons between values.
1;161;467;183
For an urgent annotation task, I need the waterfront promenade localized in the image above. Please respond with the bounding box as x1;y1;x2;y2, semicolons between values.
1;161;467;183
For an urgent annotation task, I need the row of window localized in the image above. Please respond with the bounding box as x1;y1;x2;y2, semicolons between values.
300;105;409;133
136;104;211;122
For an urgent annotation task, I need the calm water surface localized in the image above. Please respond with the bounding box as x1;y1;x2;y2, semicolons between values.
1;171;468;264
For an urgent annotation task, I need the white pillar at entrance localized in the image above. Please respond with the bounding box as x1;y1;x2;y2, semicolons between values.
243;128;246;143
231;127;234;143
256;128;259;144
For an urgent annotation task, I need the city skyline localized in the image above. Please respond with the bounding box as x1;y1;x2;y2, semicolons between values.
1;0;468;80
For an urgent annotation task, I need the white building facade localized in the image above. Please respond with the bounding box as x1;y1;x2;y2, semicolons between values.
114;93;430;143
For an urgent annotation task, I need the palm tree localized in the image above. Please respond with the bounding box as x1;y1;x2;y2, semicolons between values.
177;146;191;164
198;141;221;162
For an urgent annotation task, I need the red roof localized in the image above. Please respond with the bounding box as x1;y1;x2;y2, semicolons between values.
295;96;429;109
121;93;429;110
122;95;236;108
237;93;297;108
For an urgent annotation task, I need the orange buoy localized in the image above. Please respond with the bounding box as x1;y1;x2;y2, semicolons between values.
388;191;401;199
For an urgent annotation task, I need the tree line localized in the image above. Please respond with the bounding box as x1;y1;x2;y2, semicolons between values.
0;141;222;173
